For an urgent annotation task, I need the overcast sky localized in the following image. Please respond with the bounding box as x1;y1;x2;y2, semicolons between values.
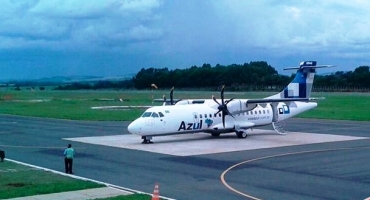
1;0;370;80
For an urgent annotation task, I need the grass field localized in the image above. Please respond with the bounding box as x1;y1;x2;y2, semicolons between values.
0;160;153;199
0;89;369;121
0;160;103;199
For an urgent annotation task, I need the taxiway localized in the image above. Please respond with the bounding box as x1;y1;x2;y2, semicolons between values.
1;115;370;199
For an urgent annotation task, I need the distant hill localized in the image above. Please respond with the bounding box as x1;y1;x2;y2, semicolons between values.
0;74;134;86
0;74;135;85
38;75;133;83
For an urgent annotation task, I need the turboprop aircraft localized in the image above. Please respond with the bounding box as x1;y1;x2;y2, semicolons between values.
128;61;332;144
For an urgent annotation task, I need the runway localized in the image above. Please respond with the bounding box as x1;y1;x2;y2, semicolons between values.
1;115;370;200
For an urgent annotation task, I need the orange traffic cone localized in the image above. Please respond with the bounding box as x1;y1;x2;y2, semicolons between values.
152;182;160;200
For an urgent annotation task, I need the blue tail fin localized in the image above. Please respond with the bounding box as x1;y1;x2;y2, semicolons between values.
268;61;331;99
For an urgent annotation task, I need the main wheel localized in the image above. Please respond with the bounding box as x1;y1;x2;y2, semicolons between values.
236;131;247;138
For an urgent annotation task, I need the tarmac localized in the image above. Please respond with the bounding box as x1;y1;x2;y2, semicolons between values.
8;187;133;200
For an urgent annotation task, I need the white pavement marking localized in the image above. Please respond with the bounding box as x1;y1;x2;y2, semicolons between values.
64;129;368;156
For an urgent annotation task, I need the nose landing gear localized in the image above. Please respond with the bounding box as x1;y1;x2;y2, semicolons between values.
141;136;153;144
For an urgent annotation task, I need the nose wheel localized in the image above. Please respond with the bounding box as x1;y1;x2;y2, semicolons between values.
141;136;153;144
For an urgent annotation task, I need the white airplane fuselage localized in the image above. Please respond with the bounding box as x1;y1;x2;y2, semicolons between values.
127;99;317;137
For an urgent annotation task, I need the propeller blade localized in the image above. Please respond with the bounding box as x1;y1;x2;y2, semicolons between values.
212;95;221;106
225;98;235;105
225;110;234;118
221;85;225;105
170;87;174;105
213;85;235;128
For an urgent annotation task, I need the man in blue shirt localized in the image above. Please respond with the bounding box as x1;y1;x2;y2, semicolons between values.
64;144;75;174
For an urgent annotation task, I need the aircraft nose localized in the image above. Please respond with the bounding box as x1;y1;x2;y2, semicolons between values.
128;120;141;135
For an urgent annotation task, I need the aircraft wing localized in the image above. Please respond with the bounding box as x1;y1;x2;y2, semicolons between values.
152;98;181;102
91;106;152;110
246;98;310;104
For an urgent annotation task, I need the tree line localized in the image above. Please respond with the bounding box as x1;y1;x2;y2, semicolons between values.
54;61;370;91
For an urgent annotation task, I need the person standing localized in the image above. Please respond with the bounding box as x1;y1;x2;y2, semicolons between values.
64;144;75;174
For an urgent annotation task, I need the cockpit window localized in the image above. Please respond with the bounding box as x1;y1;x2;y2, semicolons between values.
141;112;152;118
151;112;159;118
159;112;164;117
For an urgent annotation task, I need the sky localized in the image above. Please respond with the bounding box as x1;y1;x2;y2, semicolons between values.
1;0;370;80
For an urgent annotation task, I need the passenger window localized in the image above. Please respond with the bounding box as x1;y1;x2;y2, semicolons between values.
263;110;265;114
151;112;159;118
255;111;257;115
259;110;261;114
159;112;164;117
200;114;203;118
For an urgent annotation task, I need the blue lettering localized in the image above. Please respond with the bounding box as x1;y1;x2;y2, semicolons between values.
178;120;203;131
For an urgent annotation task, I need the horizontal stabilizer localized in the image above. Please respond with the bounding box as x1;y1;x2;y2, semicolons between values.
283;65;334;70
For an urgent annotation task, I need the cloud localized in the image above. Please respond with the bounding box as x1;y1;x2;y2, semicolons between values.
0;0;163;51
1;0;370;79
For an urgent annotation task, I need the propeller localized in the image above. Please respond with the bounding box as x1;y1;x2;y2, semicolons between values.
170;87;174;105
163;87;176;105
212;85;234;128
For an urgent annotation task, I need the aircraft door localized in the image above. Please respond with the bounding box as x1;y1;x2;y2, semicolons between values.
270;103;279;122
271;103;290;122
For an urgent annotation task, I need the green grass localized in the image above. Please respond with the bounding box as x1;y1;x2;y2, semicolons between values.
297;92;370;121
0;160;104;199
0;89;369;121
0;160;154;199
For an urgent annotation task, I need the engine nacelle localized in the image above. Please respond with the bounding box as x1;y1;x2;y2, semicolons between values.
227;100;257;114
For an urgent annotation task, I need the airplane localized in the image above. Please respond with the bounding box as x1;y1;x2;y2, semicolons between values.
127;61;332;144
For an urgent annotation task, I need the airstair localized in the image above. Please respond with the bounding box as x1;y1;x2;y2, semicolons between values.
272;121;286;135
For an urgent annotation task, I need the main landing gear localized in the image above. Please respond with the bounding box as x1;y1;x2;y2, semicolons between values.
236;131;247;138
141;136;153;144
